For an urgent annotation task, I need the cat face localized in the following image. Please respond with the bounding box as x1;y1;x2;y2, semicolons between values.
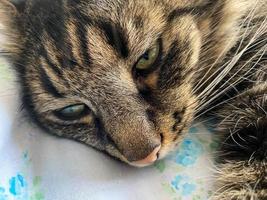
1;0;207;166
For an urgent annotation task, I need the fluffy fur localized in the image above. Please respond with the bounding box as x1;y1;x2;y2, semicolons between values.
0;0;266;199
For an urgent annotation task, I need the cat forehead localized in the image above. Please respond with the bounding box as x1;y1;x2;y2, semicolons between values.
23;0;167;30
19;0;201;85
21;0;212;48
19;0;170;74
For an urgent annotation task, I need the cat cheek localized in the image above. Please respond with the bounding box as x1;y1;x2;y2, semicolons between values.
153;98;197;154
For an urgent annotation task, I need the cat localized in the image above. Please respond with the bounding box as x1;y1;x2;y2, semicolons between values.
0;0;266;199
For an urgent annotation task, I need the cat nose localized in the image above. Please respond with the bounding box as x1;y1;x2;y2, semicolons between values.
131;145;161;167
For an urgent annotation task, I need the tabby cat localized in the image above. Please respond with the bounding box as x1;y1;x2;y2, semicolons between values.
0;0;266;199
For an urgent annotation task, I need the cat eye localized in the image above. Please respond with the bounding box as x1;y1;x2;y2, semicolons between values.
55;104;90;121
135;41;161;71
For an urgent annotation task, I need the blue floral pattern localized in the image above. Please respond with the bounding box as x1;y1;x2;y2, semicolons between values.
154;125;216;199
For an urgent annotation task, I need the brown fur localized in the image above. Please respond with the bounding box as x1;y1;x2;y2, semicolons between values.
0;0;266;198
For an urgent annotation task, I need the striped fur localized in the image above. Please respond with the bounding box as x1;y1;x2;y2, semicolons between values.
0;0;266;198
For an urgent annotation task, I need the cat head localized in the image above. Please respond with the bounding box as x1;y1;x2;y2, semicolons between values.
0;0;238;166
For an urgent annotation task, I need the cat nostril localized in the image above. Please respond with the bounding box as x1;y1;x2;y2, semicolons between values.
131;145;161;166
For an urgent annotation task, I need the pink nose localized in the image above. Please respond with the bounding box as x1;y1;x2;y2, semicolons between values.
131;145;161;167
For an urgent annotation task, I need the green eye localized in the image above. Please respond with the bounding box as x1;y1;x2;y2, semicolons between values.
135;41;161;70
55;104;89;120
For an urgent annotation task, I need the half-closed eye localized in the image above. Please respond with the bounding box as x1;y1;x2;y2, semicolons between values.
54;104;91;121
134;40;161;73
